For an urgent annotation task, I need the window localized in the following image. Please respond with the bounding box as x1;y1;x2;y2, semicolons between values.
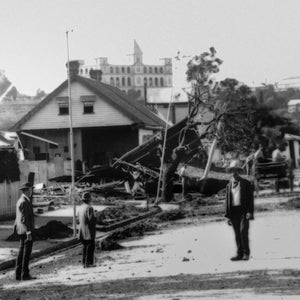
144;67;147;73
110;77;114;85
127;77;131;86
154;67;158;74
144;77;147;85
121;67;125;73
110;67;114;73
149;78;153;87
83;101;94;114
149;67;153;74
122;77;126;86
64;146;69;153
160;77;164;86
116;67;119;73
160;67;163;74
155;77;159;86
116;77;120;86
58;102;69;115
85;68;88;74
127;67;130;73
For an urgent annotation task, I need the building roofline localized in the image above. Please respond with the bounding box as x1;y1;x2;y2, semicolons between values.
10;75;165;131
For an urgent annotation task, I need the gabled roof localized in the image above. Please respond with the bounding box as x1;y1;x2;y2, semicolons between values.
11;75;166;131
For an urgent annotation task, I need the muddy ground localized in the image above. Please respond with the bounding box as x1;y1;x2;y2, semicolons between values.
0;193;300;300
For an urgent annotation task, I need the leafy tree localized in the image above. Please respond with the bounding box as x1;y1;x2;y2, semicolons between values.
159;48;298;202
34;88;46;100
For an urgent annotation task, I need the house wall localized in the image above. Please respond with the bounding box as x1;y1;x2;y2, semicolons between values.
155;103;188;123
20;82;134;130
81;126;139;167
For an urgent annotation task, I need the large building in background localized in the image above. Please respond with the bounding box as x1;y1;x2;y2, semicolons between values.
79;40;173;98
275;76;300;91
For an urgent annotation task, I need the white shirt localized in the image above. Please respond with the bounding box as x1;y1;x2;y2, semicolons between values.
231;180;241;206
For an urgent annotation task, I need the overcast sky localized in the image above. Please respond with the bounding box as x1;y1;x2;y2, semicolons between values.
1;0;300;95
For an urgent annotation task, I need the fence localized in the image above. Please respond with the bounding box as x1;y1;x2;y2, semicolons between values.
0;181;21;220
0;159;71;220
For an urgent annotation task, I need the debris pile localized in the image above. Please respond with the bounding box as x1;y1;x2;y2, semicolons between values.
6;220;73;241
95;205;148;225
154;209;186;222
109;220;158;240
280;197;300;209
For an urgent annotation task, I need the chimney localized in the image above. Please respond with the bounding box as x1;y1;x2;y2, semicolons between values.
89;69;103;82
66;60;83;76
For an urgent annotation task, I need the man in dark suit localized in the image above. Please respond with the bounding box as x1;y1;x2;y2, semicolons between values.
225;159;254;261
14;182;36;280
78;192;96;268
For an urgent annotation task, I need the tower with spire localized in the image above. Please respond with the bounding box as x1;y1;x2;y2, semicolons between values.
133;40;143;65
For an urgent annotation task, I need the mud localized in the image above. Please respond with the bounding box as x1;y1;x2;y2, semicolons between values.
6;220;73;241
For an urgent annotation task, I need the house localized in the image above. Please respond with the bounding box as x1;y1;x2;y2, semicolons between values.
11;75;165;170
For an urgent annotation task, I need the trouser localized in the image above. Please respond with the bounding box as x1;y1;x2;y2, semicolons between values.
16;234;33;279
82;240;95;266
230;214;250;256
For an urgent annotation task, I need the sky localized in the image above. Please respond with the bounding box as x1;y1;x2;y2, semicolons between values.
1;0;300;95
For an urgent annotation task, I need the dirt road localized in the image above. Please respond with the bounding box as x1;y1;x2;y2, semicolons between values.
0;207;299;299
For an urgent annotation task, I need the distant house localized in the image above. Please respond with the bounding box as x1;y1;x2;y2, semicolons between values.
10;75;165;169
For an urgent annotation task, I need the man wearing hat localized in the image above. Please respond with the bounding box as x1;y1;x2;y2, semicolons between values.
78;192;96;268
225;159;254;261
14;182;35;280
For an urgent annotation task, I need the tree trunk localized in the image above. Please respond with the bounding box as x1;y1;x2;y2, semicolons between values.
161;147;186;202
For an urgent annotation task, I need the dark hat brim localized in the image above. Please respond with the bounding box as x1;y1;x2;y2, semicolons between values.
19;183;33;190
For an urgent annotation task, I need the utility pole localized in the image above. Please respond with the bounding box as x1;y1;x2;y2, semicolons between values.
66;30;76;236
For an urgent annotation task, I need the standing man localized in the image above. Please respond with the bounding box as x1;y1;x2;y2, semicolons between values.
78;192;96;268
14;182;35;281
225;159;254;261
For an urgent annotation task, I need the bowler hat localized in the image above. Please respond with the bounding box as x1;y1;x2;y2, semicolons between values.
19;182;33;190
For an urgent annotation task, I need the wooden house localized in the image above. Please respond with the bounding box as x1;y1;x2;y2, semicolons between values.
11;75;165;170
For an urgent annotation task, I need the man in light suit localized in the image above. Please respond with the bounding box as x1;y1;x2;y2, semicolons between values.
78;192;96;268
225;159;254;261
14;182;36;281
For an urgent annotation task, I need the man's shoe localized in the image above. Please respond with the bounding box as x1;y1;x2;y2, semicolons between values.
242;254;250;261
22;275;37;280
230;255;243;261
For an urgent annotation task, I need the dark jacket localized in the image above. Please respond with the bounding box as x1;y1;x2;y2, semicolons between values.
225;176;254;219
14;194;35;235
78;203;96;241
